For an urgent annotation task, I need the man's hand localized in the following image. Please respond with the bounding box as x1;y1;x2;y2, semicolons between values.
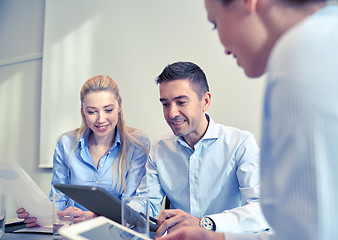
155;226;225;240
155;209;200;238
57;207;95;223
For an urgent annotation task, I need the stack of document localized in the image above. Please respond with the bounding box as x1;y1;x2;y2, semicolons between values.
0;161;53;230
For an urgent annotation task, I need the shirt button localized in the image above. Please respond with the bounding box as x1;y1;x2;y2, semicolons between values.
100;164;103;168
192;200;197;204
95;181;99;184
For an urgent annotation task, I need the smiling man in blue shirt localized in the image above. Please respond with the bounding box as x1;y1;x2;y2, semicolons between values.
135;61;269;237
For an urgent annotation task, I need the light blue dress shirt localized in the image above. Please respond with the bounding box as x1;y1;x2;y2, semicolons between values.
49;128;149;210
226;2;338;240
136;114;269;233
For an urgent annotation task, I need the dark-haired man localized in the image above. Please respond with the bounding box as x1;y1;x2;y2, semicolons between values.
135;61;269;237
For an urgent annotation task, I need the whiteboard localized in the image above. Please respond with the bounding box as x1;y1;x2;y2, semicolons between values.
40;0;265;167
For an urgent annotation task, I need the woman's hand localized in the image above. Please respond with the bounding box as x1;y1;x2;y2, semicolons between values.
16;208;40;228
71;207;96;223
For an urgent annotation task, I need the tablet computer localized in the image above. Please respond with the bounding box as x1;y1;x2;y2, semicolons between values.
54;183;122;223
59;216;152;240
54;183;158;232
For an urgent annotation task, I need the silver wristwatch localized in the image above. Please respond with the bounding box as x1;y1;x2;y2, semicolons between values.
199;216;216;231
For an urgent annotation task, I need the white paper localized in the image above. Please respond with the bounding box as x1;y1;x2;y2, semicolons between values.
14;226;53;234
0;161;52;226
5;217;24;225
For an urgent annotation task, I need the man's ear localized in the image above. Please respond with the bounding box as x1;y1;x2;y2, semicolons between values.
202;92;212;112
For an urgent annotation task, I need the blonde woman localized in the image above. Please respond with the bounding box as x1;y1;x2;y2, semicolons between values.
17;75;149;226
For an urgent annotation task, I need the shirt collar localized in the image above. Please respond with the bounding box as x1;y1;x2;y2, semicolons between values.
202;114;219;140
177;113;218;146
78;127;122;151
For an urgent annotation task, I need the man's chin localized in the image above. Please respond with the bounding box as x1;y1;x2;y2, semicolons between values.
172;129;185;137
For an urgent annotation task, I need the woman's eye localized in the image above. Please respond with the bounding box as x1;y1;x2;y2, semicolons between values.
105;109;113;113
87;111;96;114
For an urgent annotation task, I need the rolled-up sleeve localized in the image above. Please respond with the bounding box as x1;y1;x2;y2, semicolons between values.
209;135;269;233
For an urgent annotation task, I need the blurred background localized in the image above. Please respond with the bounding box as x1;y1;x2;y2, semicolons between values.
0;0;265;219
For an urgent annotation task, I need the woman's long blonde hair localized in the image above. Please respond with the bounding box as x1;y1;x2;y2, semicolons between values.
75;75;148;194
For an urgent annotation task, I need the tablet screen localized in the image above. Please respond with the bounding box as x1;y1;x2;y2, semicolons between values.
59;216;153;240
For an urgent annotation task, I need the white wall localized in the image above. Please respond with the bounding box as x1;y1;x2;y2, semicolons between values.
40;0;266;167
0;0;51;219
0;0;265;219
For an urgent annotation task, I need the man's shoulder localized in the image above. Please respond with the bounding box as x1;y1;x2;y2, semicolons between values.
150;132;180;152
149;133;179;162
127;128;150;146
215;123;252;139
154;132;177;144
206;116;252;140
210;123;259;149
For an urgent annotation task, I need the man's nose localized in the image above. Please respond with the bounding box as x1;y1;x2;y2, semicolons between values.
168;105;179;119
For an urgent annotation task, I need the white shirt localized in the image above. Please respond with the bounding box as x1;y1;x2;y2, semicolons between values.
226;3;338;240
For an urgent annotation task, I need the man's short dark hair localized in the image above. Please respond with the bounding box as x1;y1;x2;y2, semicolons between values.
155;61;209;99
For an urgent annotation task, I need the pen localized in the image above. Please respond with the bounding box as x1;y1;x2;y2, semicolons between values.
139;211;157;224
149;216;157;223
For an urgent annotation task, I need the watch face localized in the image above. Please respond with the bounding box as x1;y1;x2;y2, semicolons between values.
201;217;214;231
